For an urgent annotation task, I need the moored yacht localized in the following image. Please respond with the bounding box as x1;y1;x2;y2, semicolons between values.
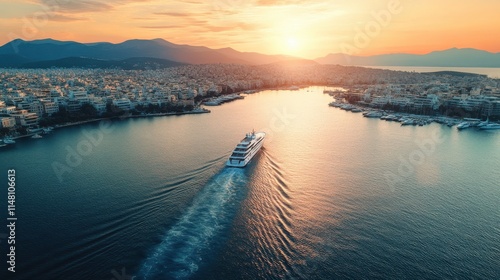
363;111;384;118
478;123;500;130
227;130;266;167
456;122;471;130
3;137;16;144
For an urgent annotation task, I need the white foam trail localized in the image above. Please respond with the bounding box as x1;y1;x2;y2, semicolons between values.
139;168;247;279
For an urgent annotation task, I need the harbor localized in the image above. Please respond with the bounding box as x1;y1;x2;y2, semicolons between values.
203;93;245;106
328;100;500;131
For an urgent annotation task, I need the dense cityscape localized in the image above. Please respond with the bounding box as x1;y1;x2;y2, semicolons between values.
1;63;500;139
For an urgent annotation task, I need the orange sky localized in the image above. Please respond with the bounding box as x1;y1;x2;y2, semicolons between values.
1;0;499;59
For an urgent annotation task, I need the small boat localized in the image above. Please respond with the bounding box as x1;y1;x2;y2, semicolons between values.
476;119;490;128
381;115;397;121
3;137;16;144
328;102;343;108
31;133;43;139
456;122;471;130
363;111;384;118
227;130;266;168
204;99;221;106
42;127;54;134
340;104;355;111
478;123;500;130
401;119;415;126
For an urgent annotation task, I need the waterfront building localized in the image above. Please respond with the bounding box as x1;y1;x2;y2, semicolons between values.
11;110;39;127
0;117;16;128
41;99;60;116
112;98;133;111
91;100;107;114
66;100;82;113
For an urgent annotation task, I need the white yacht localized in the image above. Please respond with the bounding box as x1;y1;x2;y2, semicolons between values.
363;111;384;118
479;123;500;130
456;122;471;130
227;130;266;168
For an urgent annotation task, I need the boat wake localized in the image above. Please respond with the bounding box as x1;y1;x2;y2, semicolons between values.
138;167;248;279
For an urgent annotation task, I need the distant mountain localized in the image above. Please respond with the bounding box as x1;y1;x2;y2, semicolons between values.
266;58;319;66
2;39;498;68
421;71;486;77
19;57;186;70
0;38;297;67
315;48;500;67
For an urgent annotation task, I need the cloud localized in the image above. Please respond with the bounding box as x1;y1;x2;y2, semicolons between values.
48;13;88;22
174;0;204;4
153;12;191;17
153;11;213;17
140;25;183;29
37;0;150;13
203;22;258;32
255;0;303;6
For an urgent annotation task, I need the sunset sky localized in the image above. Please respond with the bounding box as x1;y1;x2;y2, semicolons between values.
1;0;499;59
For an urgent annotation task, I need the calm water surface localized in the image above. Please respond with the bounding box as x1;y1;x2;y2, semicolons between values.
1;87;499;280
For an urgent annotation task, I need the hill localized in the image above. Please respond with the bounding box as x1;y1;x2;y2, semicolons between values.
314;48;500;67
0;38;297;66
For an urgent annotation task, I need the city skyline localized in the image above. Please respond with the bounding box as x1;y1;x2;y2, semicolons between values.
1;0;500;59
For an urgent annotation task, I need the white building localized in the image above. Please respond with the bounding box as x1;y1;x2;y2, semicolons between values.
91;101;107;114
69;90;90;104
41;100;60;116
10;110;39;127
112;98;132;111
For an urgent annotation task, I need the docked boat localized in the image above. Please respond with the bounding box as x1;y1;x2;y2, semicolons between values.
328;102;344;108
42;127;54;134
204;99;221;106
226;130;266;167
3;137;16;144
363;111;384;118
401;119;415;126
476;119;490;128
31;133;43;139
456;122;471;130
478;123;500;130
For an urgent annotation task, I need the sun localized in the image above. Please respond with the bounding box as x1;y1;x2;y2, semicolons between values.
285;36;300;54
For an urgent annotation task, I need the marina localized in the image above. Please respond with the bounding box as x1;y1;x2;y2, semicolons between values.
203;93;245;106
328;100;500;130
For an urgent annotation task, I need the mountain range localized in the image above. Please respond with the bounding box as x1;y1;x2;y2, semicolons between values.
0;38;499;69
315;48;500;67
0;38;300;68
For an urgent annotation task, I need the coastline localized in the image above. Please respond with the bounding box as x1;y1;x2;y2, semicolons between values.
9;108;210;140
